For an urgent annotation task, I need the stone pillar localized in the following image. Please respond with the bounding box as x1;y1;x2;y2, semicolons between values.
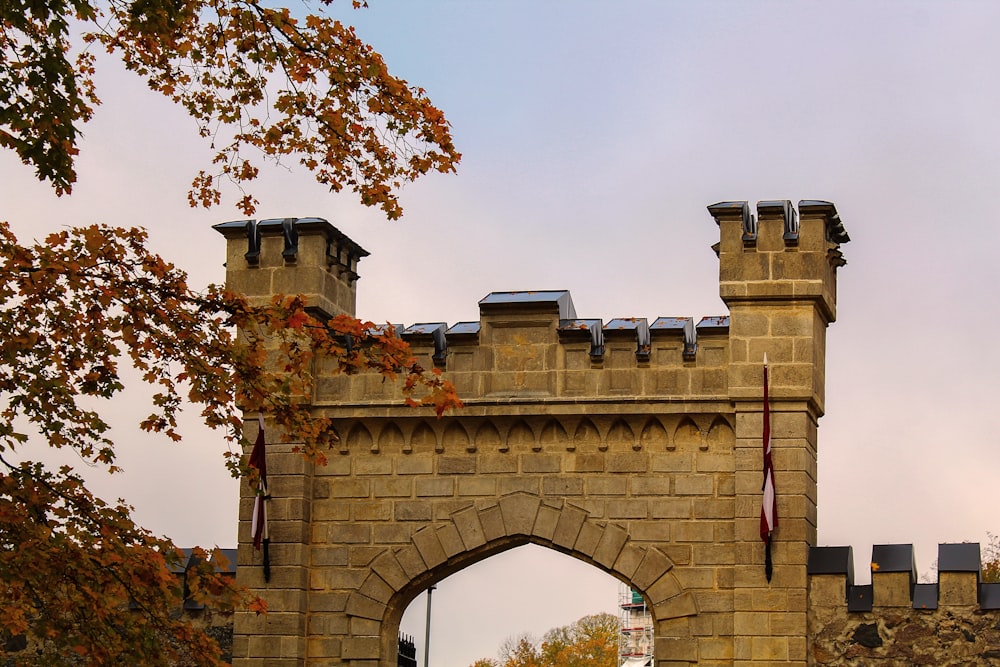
214;217;369;666
709;200;849;666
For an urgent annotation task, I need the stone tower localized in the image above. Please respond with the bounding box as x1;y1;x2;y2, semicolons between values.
215;199;850;666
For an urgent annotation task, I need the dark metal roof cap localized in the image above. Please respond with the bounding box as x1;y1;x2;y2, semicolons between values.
402;323;448;336
808;546;855;583
847;584;874;612
558;318;602;332
938;543;982;573
605;318;646;332
696;316;730;333
706;200;750;224
871;544;916;575
981;583;1000;610
213;548;238;574
479;290;577;319
912;583;938;610
650;317;691;332
446;322;480;336
798;200;850;244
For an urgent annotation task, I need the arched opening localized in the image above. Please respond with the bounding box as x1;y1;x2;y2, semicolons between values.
398;544;620;667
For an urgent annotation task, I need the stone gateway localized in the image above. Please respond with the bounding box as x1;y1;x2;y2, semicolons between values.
215;202;1000;666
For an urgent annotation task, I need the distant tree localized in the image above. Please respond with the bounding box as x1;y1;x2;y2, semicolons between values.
470;614;618;667
984;533;1000;583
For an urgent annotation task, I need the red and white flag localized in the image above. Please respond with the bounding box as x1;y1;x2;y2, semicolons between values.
248;413;271;581
760;354;777;582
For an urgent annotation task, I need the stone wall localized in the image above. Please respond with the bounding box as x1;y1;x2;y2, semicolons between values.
808;544;1000;664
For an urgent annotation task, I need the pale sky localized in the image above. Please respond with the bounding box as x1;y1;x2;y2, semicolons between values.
3;2;1000;666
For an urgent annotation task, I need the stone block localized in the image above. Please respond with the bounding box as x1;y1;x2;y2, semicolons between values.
593;522;628;568
674;474;714;495
939;571;978;606
607;452;649;473
396;456;434;475
415;477;455;497
453;506;487;550
551;503;588;548
872;571;912;607
411;527;447;569
631;475;671;495
542;476;584;496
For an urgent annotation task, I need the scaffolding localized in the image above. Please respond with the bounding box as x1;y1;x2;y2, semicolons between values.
618;584;654;667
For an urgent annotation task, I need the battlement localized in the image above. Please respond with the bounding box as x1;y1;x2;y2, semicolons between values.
808;544;1000;664
809;543;1000;611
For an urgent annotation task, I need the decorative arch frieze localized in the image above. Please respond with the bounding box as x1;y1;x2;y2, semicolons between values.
539;419;569;451
607;419;637;451
340;414;739;457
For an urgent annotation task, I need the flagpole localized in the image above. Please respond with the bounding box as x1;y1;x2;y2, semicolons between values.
423;585;435;667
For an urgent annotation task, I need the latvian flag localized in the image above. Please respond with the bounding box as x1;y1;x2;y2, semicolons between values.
249;413;271;582
761;354;777;583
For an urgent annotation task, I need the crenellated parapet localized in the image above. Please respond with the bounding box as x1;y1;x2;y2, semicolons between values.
808;543;1000;664
213;217;368;316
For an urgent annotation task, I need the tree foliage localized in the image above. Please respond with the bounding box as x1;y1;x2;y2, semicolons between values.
2;0;463;662
472;613;619;667
1;0;460;218
0;222;461;664
984;532;1000;584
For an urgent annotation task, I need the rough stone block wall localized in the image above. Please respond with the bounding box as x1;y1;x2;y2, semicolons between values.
808;544;1000;664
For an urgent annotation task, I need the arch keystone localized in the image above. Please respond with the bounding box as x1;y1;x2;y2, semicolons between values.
478;503;505;542
632;546;675;590
392;545;429;580
552;504;588;549
574;521;604;557
646;571;683;605
613;543;646;580
345;592;386;621
532;503;561;541
592;522;629;568
359;573;393;604
452;506;486;550
653;590;699;621
498;493;542;536
411;526;447;569
370;552;408;592
436;523;465;558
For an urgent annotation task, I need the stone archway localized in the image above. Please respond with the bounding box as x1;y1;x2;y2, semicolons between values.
339;492;697;667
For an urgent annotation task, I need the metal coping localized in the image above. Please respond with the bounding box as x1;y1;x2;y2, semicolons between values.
402;323;447;336
604;318;647;331
847;584;874;612
446;322;480;336
912;583;938;610
479;290;577;319
696;316;730;332
938;543;982;573
650;317;691;331
807;546;855;582
871;544;916;575
558;318;602;332
981;583;1000;610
